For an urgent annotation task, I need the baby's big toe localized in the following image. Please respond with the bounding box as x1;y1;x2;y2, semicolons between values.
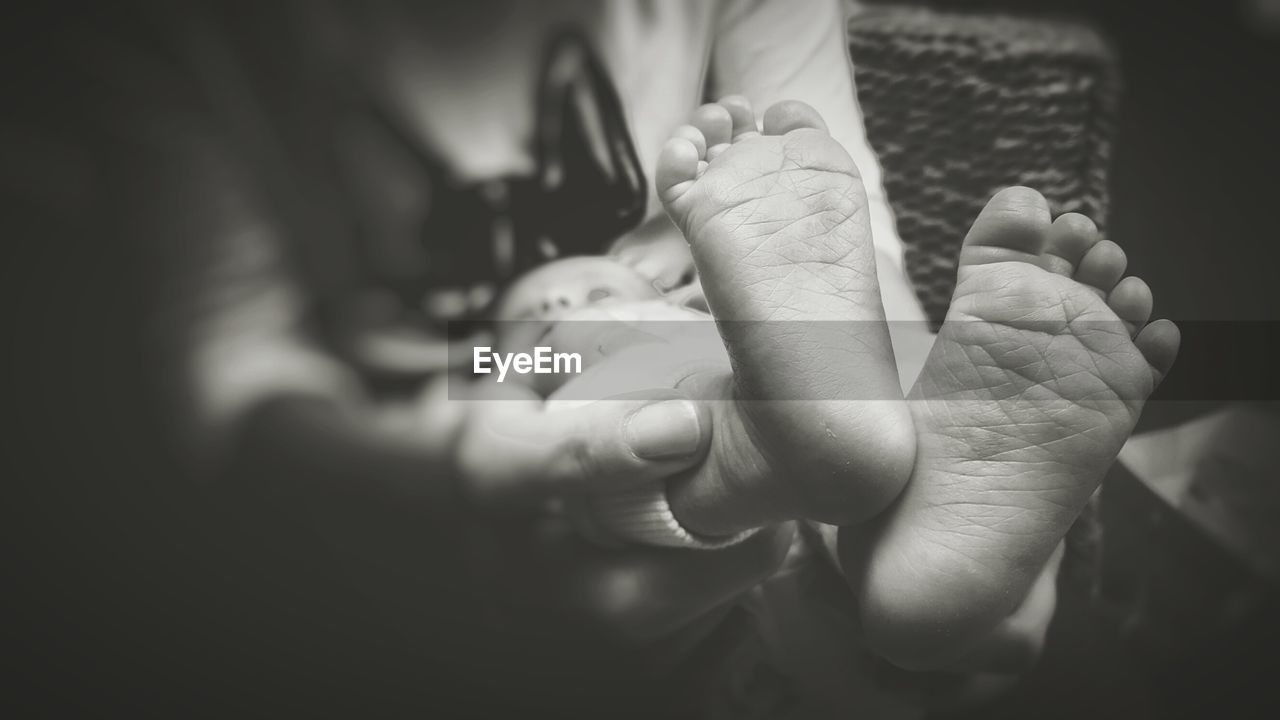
958;186;1052;268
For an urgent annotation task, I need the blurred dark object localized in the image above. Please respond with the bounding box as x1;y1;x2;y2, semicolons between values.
1121;404;1280;586
1241;0;1280;37
932;460;1280;720
385;29;647;334
850;7;1117;326
1093;459;1279;720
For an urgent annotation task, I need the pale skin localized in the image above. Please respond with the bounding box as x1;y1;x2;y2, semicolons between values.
652;97;1178;675
489;255;1060;681
487;96;1179;683
492;256;1065;680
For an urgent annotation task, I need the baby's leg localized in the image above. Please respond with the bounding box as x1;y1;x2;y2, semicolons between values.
651;96;915;534
852;187;1179;670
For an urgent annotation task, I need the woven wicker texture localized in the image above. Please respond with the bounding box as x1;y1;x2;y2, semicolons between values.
849;7;1118;325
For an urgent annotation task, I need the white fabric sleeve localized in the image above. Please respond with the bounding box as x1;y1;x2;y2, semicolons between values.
587;483;763;550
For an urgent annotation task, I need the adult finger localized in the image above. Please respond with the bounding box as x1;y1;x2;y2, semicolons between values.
457;382;711;508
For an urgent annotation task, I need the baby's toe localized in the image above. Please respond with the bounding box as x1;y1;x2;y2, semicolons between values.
1134;318;1181;382
692;103;733;161
656;137;703;204
761;99;829;136
671;125;708;160
1107;276;1154;336
1044;213;1100;276
958;186;1051;267
717;95;760;141
1074;240;1128;296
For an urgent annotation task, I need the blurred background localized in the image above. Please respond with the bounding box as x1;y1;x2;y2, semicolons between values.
5;0;1279;717
848;2;1280;718
844;5;1280;715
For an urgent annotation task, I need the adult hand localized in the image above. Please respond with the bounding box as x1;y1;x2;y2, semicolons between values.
448;374;793;648
454;379;711;509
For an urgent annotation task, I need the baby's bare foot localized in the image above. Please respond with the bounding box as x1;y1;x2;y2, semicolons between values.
656;97;914;529
853;187;1180;669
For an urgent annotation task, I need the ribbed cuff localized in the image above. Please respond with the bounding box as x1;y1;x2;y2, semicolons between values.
588;483;761;550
